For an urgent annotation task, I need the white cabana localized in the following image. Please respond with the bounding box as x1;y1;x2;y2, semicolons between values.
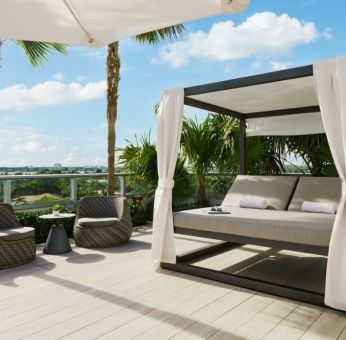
152;56;346;311
1;0;249;47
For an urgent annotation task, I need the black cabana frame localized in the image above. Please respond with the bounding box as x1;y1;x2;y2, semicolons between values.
161;64;327;307
184;64;317;175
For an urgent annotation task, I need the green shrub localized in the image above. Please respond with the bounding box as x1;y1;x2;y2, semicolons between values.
129;201;147;227
33;195;63;204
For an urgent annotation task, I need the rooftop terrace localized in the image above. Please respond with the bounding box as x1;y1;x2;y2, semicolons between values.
0;226;344;339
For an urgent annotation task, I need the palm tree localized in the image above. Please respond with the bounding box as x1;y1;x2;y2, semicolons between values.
207;114;285;176
106;25;184;196
208;113;239;174
0;39;66;68
118;132;192;204
278;134;337;176
181;115;219;206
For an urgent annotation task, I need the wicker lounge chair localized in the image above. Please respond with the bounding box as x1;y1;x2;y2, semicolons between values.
0;203;36;269
74;196;133;248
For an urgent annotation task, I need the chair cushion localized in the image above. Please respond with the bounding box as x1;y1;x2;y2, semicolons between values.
288;177;341;211
0;227;35;241
174;207;335;247
222;175;299;211
78;217;119;227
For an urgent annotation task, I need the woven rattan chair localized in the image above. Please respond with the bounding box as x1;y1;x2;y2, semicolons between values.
0;204;36;269
74;196;133;248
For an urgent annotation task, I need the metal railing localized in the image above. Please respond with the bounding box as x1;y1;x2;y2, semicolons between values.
0;173;132;210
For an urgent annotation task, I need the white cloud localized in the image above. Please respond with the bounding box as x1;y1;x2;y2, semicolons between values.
1;129;107;166
224;65;234;74
10;135;58;154
93;122;107;130
52;72;64;81
0;109;109;167
61;147;80;164
251;61;263;69
76;75;88;82
83;48;106;60
323;27;332;41
156;12;325;68
124;128;143;135
0;80;106;111
269;61;292;71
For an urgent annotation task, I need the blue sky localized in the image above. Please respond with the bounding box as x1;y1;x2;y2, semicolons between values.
0;0;345;166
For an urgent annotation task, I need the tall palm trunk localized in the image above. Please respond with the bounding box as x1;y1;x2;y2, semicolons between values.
107;42;121;196
197;173;209;206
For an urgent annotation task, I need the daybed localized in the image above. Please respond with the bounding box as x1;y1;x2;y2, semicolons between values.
0;203;36;269
167;175;340;305
74;196;133;248
174;175;340;254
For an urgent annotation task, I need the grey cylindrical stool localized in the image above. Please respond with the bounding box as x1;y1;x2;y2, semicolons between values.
39;213;75;254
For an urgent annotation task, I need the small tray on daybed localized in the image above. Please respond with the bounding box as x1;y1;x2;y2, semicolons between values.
207;211;231;215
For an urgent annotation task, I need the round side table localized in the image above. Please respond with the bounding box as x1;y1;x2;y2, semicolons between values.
39;213;75;254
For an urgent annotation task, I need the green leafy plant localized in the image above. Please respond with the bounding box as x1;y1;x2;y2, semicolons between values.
129;201;147;226
279;134;337;176
13;40;67;68
33;195;62;204
52;204;61;211
119;132;193;204
181;115;220;206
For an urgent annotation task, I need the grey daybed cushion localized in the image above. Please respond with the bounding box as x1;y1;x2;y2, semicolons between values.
174;207;334;247
222;175;298;210
288;177;341;212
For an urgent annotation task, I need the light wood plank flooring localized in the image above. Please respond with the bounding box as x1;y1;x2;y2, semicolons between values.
0;226;344;340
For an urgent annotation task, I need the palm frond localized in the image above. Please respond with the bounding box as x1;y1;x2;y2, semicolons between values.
118;131;192;202
135;24;184;45
14;40;67;68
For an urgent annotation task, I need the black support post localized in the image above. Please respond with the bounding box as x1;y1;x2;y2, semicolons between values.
239;116;246;175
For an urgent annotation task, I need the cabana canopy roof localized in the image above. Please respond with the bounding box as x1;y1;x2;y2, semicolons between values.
184;65;325;136
0;0;248;47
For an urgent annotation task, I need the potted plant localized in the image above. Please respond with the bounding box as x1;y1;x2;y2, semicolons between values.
52;204;61;216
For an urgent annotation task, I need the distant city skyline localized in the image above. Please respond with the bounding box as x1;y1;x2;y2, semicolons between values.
0;0;345;166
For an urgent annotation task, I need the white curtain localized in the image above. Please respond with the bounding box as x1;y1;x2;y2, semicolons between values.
314;57;346;310
151;88;184;269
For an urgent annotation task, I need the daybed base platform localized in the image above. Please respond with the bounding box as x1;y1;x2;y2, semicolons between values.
161;227;327;307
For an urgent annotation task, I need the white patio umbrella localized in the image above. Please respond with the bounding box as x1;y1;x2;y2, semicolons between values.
0;0;249;47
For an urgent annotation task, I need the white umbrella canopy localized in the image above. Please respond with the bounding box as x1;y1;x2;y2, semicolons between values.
1;0;249;47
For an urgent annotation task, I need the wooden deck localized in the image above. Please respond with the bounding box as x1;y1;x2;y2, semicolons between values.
0;226;345;340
